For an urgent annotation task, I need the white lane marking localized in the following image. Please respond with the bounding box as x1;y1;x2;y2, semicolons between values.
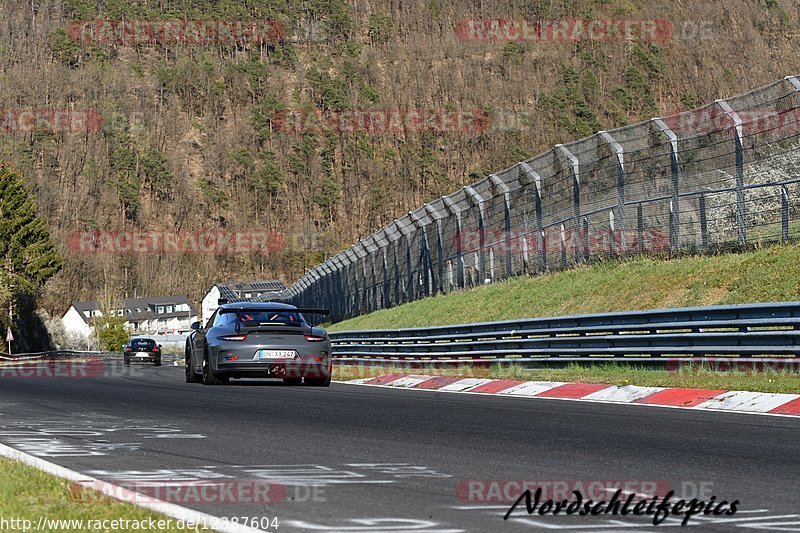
284;518;464;532
507;516;686;529
690;514;800;525
496;381;566;397
438;378;494;392
582;385;666;403
738;521;800;531
451;505;508;510
345;463;451;478
696;391;800;413
0;441;265;533
338;381;800;419
85;469;233;481
236;464;395;485
598;487;651;498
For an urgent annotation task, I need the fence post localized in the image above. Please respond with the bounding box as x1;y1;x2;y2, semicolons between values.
424;203;445;294
332;256;344;321
716;100;746;247
392;237;401;305
409;209;433;298
637;204;644;253
443;196;465;289
582;217;589;261
652;118;680;251
560;224;567;269
405;233;414;303
381;250;389;309
699;194;709;249
519;163;545;272
609;210;616;255
489;174;513;279
464;185;487;283
599;131;626;252
557;144;582;263
782;186;790;243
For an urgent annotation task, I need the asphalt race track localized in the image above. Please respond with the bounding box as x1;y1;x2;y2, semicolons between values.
0;359;799;532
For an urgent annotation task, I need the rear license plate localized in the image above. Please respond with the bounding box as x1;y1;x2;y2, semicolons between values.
136;352;150;358
256;349;297;360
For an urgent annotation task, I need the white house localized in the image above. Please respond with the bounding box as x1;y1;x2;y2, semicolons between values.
61;296;198;339
201;280;286;324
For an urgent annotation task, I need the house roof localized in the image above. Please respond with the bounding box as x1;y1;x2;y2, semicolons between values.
66;296;197;324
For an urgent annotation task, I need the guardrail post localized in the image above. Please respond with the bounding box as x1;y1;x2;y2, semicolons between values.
489;174;513;279
599;131;626;252
716;99;746;247
782;186;790;243
519;163;545;272
653;118;680;251
557;144;582;263
464;185;487;283
443;196;465;289
699;194;709;249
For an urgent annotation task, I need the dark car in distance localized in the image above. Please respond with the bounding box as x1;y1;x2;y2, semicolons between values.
124;337;162;366
185;302;331;386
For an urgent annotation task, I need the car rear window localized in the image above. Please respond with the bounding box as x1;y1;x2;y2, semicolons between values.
130;339;156;349
224;310;304;326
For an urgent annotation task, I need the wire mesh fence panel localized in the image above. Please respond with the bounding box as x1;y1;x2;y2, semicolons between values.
257;76;800;322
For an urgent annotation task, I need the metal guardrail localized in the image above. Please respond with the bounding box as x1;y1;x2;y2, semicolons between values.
329;302;800;363
0;351;111;361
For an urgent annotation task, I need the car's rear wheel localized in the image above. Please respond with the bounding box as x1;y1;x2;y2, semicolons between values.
185;345;198;383
154;356;161;367
305;376;331;387
123;357;130;366
201;350;226;385
283;377;302;386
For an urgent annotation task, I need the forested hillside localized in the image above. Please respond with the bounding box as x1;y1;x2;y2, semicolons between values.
1;0;798;317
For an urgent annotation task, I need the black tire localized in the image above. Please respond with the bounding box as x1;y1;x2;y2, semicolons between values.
123;357;130;366
283;377;302;386
154;357;161;367
201;350;226;385
304;376;331;387
185;348;198;383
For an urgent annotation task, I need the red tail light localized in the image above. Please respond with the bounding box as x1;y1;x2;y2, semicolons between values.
153;347;160;352
124;347;132;352
305;335;326;342
220;334;248;341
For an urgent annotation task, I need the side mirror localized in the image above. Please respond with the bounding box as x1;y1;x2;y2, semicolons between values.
190;321;201;331
158;344;163;348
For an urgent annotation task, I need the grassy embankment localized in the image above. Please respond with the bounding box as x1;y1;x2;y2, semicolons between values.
330;245;800;393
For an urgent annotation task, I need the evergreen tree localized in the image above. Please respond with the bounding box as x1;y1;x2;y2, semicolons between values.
0;163;62;309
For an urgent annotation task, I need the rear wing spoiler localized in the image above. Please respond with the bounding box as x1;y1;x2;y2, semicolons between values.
219;306;330;316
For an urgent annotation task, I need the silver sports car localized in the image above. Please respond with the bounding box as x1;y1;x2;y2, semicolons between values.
185;302;332;386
